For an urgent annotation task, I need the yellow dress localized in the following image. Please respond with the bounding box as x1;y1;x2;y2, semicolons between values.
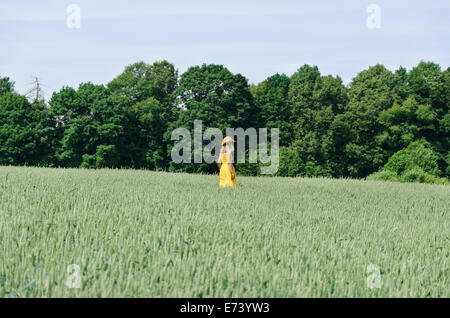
219;155;236;187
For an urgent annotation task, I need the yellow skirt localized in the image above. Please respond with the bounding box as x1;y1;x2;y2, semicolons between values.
219;157;236;187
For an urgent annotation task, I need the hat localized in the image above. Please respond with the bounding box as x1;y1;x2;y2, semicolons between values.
222;136;235;145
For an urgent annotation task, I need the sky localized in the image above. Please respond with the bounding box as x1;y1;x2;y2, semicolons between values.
1;0;449;100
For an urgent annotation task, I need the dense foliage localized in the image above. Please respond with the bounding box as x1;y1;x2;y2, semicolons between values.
367;139;446;184
1;61;448;183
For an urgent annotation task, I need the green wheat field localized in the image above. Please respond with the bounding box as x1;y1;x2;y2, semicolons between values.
0;166;448;297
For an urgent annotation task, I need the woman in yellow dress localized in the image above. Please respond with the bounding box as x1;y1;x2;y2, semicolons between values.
218;136;236;187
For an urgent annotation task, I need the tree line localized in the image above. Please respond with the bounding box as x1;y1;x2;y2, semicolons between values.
0;61;448;183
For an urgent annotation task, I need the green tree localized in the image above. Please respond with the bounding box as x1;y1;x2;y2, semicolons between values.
0;92;53;166
108;60;178;107
49;83;125;168
108;61;179;169
341;64;402;177
368;139;446;184
406;62;448;175
0;77;15;97
127;97;166;169
287;65;349;177
407;61;442;107
378;95;437;153
252;73;292;146
168;64;258;173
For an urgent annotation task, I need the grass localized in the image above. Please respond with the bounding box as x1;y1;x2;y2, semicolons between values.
0;165;448;297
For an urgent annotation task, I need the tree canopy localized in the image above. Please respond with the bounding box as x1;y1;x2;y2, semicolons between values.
1;60;448;184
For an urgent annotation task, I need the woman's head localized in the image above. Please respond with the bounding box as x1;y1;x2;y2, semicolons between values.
220;136;235;154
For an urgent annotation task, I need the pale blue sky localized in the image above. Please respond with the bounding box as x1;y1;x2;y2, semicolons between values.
1;0;449;100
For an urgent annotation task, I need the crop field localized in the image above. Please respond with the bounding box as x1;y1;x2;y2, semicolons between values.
0;166;448;297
